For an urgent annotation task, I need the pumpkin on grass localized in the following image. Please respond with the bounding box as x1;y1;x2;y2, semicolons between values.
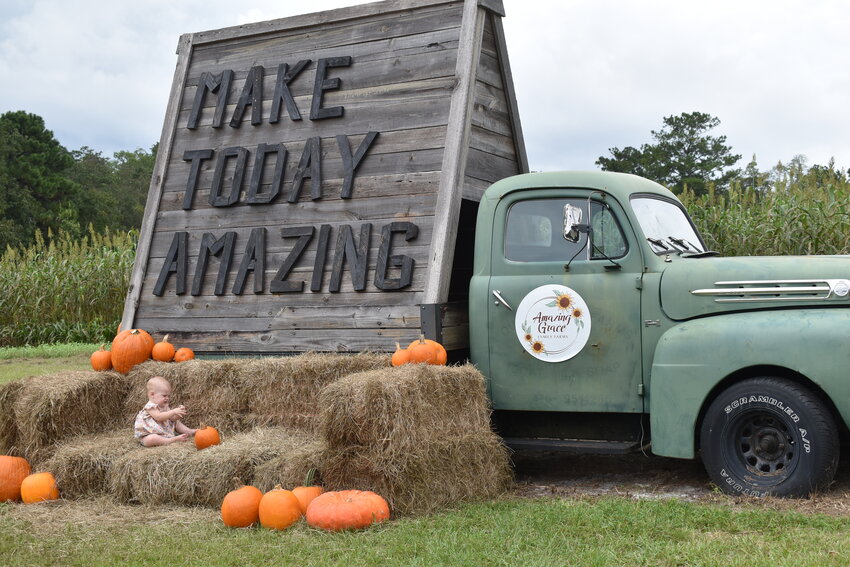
195;425;221;450
151;335;176;362
0;456;31;502
90;345;113;371
221;485;263;528
111;329;154;373
292;470;323;514
20;472;59;503
259;487;302;530
306;490;390;531
174;347;195;362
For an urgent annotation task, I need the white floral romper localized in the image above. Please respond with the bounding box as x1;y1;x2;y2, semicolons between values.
134;401;176;442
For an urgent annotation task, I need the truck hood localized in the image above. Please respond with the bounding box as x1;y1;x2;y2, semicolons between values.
659;255;850;320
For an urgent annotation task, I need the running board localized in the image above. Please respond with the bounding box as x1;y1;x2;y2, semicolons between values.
502;437;644;454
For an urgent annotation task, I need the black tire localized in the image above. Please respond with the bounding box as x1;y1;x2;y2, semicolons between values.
699;377;839;497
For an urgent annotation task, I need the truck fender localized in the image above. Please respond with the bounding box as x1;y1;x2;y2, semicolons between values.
648;309;850;459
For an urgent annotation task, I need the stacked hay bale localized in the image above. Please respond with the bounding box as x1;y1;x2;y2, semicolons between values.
4;371;129;464
318;363;513;516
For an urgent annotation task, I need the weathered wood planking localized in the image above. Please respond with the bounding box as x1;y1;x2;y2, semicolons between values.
124;0;523;354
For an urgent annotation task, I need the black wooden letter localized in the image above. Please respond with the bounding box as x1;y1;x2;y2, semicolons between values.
310;56;351;120
154;231;188;296
288;137;322;202
230;66;264;128
233;228;266;294
271;226;314;293
187;70;233;129
336;131;379;199
374;222;419;290
182;149;214;210
270;60;311;123
311;224;331;292
191;232;236;296
209;147;248;207
246;143;286;205
330;223;371;292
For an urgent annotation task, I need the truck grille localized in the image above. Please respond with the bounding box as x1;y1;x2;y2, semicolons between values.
691;279;850;303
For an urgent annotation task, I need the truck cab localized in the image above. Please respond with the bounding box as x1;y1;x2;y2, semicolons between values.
469;171;850;497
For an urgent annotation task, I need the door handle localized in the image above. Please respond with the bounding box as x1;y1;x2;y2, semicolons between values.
492;290;513;310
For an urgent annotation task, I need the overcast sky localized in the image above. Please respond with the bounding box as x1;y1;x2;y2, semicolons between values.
1;0;848;174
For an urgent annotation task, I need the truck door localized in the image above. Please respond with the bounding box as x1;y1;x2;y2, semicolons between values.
486;190;644;413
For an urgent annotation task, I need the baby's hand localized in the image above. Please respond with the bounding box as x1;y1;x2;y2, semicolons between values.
168;433;190;444
171;405;187;419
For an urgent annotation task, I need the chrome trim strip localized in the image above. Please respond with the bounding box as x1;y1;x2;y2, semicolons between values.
690;278;850;303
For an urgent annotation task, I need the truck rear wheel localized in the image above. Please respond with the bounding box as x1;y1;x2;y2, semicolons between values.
699;377;839;497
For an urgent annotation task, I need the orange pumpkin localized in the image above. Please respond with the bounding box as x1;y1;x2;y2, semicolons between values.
174;347;195;362
406;337;447;365
221;485;264;528
195;426;220;450
292;485;324;515
391;343;410;367
259;487;302;530
151;335;176;362
20;472;59;503
0;456;31;502
111;329;154;373
90;345;113;371
306;490;390;531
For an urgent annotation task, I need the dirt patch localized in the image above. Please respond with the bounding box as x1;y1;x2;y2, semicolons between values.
510;448;850;516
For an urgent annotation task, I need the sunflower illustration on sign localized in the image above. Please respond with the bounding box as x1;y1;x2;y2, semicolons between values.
515;285;592;362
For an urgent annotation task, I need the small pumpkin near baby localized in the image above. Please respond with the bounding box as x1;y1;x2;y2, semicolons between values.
195;425;221;450
174;347;195;362
405;336;447;365
151;335;176;362
20;472;60;503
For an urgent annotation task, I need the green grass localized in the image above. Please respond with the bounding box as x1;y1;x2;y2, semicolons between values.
1;497;848;567
0;343;96;385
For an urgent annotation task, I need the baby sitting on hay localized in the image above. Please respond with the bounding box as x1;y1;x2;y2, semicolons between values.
134;376;197;446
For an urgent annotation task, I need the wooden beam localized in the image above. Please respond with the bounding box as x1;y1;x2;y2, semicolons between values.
423;0;485;304
121;33;195;330
491;12;529;173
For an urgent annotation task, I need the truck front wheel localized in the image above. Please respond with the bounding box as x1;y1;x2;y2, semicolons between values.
699;377;839;497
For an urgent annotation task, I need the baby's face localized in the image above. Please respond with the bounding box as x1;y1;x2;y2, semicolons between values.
149;385;172;407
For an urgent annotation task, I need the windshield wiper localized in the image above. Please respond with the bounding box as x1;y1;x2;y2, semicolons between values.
646;237;672;252
668;236;695;252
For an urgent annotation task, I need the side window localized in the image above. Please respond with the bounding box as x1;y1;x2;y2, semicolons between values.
505;199;585;262
505;198;628;262
590;202;628;259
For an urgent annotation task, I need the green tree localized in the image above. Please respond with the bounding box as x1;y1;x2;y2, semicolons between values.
596;112;741;194
111;144;157;230
0;111;83;249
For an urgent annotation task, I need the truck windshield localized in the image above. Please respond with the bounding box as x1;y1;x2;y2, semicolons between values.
630;196;706;254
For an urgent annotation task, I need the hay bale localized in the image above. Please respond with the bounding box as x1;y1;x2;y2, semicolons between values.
253;439;326;492
0;379;24;455
320;433;513;516
316;363;513;516
124;360;248;432
319;363;492;449
43;430;138;499
13;371;130;464
108;427;317;506
241;352;390;432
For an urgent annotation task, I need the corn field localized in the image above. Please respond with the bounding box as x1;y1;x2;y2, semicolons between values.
681;177;850;256
0;227;137;347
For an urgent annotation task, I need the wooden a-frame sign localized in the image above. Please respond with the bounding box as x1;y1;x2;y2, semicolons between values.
122;0;527;354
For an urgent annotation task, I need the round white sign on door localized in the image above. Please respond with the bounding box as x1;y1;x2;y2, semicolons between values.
515;284;592;362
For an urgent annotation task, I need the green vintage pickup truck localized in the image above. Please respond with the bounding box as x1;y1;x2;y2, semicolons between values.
468;171;850;497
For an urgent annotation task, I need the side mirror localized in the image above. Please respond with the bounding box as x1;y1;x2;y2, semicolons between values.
563;203;589;243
